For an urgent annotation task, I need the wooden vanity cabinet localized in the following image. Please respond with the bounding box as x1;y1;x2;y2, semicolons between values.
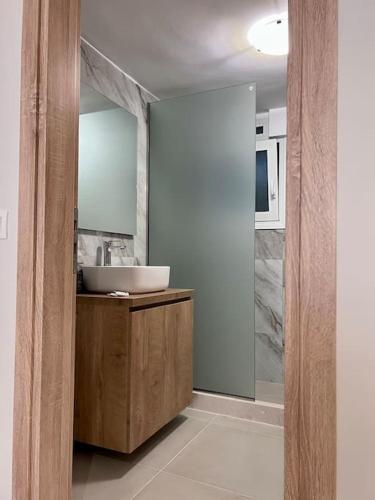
74;289;193;453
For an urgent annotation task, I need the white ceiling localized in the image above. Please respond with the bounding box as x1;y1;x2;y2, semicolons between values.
81;0;288;111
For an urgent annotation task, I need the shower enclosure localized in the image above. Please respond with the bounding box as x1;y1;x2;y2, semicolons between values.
149;84;256;399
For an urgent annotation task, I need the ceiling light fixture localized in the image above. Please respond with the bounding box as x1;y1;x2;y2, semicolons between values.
247;12;288;56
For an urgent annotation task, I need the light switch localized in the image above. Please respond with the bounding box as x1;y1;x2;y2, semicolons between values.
0;209;9;239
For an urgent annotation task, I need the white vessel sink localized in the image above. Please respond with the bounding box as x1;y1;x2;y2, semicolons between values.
82;266;170;294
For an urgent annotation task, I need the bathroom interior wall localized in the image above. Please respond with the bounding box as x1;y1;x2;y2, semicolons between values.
6;3;375;499
254;118;286;387
337;0;375;498
0;1;22;498
78;40;156;267
5;5;375;498
79;37;285;394
78;39;286;391
255;229;284;384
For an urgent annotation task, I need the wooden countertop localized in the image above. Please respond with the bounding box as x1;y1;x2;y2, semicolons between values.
77;288;194;308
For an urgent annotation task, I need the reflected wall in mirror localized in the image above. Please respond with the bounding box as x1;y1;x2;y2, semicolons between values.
79;82;138;235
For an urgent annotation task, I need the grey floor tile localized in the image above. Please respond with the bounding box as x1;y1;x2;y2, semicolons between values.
181;407;216;422
166;421;283;500
134;413;209;469
73;412;208;492
134;472;254;500
213;415;284;438
73;449;156;500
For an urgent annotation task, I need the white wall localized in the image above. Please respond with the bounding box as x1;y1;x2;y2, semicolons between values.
337;1;375;498
0;1;23;498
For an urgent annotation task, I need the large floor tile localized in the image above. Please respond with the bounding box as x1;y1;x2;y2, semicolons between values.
166;421;283;500
134;472;254;500
73;449;156;500
181;407;216;423
213;415;284;439
134;413;209;469
73;412;208;478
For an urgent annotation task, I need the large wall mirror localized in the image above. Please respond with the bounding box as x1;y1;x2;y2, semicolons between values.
79;82;138;235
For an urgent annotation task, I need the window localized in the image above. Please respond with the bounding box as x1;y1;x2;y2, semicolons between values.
255;138;286;229
255;112;269;140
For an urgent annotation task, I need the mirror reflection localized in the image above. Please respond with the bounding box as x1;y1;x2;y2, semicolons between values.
78;82;138;235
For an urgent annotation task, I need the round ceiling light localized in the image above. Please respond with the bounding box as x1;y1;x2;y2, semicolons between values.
247;13;288;56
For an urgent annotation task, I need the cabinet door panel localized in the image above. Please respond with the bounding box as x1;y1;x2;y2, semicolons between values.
74;299;130;451
129;300;193;451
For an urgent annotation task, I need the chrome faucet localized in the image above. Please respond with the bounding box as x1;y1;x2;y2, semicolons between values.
103;240;126;266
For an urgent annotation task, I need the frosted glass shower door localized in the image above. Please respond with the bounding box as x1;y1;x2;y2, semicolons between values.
149;84;256;398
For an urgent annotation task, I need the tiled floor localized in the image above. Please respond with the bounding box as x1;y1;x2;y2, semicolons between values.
255;380;284;405
73;408;284;500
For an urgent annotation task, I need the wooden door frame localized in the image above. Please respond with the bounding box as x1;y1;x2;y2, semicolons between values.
12;0;337;498
12;0;80;498
285;1;337;498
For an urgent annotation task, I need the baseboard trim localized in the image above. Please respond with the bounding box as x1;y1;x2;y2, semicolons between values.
190;390;284;427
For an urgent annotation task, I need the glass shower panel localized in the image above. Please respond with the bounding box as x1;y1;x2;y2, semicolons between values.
149;84;256;398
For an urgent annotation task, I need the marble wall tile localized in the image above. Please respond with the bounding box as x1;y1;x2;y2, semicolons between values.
79;40;156;266
255;259;283;336
255;251;284;385
77;231;136;267
256;332;284;384
255;229;285;260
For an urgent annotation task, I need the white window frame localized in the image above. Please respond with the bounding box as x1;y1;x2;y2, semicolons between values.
256;112;269;140
255;139;279;223
256;138;286;230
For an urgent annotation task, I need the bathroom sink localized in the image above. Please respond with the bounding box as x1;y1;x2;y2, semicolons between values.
82;266;170;294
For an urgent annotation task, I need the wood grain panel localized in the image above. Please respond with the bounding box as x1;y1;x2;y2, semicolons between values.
74;299;130;451
12;0;80;498
78;288;194;308
284;1;303;498
285;0;337;498
74;294;193;454
299;1;337;497
128;300;193;451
